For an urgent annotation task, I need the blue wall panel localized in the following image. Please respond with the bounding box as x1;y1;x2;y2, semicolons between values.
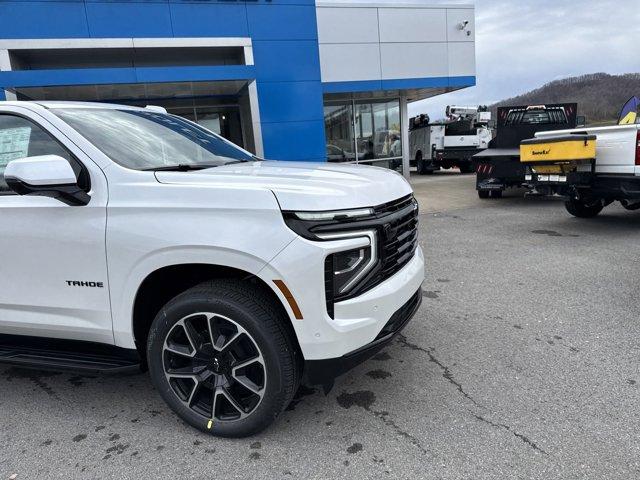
257;81;323;124
85;2;174;37
0;65;256;88
0;68;139;87
252;41;321;82
169;3;249;38
0;2;90;38
245;2;326;161
246;4;318;41
323;76;477;94
261;120;326;161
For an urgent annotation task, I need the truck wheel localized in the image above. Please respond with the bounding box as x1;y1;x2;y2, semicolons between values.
147;280;299;438
459;164;474;174
416;152;428;175
478;190;490;199
564;199;603;218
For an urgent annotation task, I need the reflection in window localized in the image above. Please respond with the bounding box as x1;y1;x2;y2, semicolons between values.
324;104;355;163
324;99;402;172
0;115;74;192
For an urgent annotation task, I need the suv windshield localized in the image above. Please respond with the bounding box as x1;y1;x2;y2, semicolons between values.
53;108;254;171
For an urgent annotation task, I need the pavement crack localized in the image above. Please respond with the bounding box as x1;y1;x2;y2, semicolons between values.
372;410;428;455
336;391;429;456
395;336;549;456
397;334;482;408
471;412;548;455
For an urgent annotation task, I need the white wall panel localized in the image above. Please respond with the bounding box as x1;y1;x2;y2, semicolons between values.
448;41;476;77
378;9;447;43
319;43;381;82
316;7;379;44
447;9;475;42
316;3;476;84
380;43;448;80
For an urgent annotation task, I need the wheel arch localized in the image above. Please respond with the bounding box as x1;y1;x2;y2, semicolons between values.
130;263;302;364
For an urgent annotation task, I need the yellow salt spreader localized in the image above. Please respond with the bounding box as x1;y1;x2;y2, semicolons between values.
520;133;596;190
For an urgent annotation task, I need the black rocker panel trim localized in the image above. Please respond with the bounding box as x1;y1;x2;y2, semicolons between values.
0;333;141;374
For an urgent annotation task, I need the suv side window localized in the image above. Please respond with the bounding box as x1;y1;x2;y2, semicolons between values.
0;114;87;193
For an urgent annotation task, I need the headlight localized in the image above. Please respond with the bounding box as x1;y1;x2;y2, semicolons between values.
294;208;373;222
328;247;372;295
319;230;377;298
282;207;376;240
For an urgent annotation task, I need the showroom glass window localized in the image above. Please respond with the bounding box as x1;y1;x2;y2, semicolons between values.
323;99;402;173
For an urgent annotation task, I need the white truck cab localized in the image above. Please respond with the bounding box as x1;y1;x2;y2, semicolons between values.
0;101;424;437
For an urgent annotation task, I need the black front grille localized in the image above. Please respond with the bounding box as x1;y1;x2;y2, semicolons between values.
375;195;416;215
323;194;419;318
324;257;335;318
360;194;419;291
378;197;419;280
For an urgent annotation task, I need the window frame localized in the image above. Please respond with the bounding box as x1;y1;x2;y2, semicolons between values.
0;112;91;196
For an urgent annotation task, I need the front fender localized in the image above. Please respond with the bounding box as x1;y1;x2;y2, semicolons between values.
112;246;287;348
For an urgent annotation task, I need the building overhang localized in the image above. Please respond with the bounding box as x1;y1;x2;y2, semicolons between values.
322;75;475;102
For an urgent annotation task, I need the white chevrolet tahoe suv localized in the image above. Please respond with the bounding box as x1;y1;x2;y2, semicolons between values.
0;101;424;437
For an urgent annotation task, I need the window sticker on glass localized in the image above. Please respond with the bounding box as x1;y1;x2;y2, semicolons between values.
0;127;31;166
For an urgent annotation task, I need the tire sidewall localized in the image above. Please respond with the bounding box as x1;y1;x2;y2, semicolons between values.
416;152;426;174
147;291;290;438
565;199;603;218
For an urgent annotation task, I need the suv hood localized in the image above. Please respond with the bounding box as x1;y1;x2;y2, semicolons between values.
155;161;412;211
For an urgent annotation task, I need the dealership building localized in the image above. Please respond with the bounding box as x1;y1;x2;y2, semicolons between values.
0;0;476;176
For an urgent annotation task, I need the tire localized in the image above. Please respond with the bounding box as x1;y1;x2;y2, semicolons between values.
478;190;490;199
490;190;503;199
147;279;299;438
416;152;428;175
459;163;474;174
564;198;603;218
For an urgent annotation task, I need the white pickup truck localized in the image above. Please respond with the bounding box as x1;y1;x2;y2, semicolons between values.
524;123;640;217
0;101;424;437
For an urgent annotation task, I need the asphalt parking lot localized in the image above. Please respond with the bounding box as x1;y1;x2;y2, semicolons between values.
2;171;639;480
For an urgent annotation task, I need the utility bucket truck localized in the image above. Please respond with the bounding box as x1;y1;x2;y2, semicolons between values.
410;105;492;175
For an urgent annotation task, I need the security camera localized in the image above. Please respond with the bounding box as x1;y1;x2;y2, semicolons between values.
457;21;469;30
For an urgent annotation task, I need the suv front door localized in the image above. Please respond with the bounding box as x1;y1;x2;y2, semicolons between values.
0;107;112;344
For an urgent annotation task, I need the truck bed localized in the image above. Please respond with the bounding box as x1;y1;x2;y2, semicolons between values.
535;124;639;176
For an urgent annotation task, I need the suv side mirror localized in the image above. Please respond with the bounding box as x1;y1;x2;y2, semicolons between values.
576;115;586;127
4;155;90;206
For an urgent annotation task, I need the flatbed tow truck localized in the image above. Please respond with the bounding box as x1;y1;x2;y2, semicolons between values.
474;103;581;198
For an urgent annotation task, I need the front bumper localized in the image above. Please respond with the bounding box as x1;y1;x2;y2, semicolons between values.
261;237;425;360
304;287;421;386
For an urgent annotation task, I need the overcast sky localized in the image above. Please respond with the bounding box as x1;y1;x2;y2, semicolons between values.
408;0;640;120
